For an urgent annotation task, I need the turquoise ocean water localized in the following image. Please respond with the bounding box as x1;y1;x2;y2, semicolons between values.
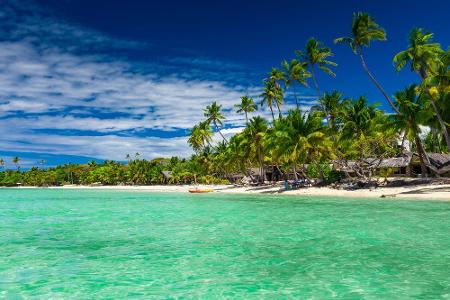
0;189;449;299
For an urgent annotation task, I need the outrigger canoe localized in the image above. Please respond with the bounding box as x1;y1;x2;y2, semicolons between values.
188;187;214;193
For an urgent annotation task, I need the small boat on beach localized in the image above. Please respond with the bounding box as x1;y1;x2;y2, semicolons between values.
188;187;214;193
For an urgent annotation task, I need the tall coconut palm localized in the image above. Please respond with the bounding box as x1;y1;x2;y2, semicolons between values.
244;116;268;183
260;79;283;121
390;85;430;177
235;96;257;124
188;122;212;153
204;102;228;143
12;156;20;171
297;38;337;98
393;28;449;150
335;12;399;114
268;69;286;118
281;59;311;109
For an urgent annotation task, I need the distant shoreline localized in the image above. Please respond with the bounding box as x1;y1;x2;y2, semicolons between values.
4;183;450;201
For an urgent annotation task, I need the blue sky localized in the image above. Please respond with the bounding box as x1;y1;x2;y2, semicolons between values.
0;0;449;168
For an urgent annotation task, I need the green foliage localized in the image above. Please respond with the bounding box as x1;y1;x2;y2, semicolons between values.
306;163;344;183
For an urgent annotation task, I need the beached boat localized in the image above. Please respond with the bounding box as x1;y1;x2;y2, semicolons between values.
188;187;214;193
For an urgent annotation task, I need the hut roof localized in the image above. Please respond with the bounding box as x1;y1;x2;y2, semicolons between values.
333;154;412;171
377;156;412;168
427;153;450;168
230;173;245;178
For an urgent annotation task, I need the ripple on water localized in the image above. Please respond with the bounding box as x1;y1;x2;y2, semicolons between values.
0;189;449;298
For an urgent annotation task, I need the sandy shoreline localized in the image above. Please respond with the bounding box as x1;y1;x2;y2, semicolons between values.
8;183;450;201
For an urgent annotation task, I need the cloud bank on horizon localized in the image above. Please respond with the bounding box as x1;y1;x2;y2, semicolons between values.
0;0;315;167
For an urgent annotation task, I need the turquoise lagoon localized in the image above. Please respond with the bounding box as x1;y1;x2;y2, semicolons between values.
0;189;449;298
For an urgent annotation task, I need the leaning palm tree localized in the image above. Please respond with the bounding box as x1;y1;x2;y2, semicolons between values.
204;102;228;143
393;28;443;77
297;38;337;98
281;59;311;109
235;96;257;124
335;12;399;114
393;28;449;151
390;85;430;177
260;79;283;121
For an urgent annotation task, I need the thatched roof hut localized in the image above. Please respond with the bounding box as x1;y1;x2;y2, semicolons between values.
425;153;450;175
377;156;412;168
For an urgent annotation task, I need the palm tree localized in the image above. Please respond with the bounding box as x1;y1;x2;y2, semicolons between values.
268;69;286;118
260;79;283;121
0;158;4;170
204;101;228;143
281;59;311;109
390;85;429;177
393;28;443;77
340;96;378;141
267;109;331;180
297;38;337;99
393;28;449;150
235;96;257;124
188;121;213;152
244;116;268;183
313;90;346;132
12;156;20;171
335;12;399;114
188;124;204;153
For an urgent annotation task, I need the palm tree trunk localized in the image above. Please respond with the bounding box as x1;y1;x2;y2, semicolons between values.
400;129;408;155
417;69;450;152
269;105;275;122
358;51;400;114
245;112;248;124
275;101;282;120
311;66;321;99
258;150;265;184
415;135;428;178
214;121;228;143
293;84;300;110
428;93;450;151
292;164;298;180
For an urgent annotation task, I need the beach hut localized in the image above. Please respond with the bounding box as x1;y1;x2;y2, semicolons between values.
376;155;412;176
425;153;450;175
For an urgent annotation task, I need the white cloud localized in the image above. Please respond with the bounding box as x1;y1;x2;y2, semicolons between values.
0;0;316;161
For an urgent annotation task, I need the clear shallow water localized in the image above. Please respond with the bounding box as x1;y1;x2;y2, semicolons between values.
0;189;449;299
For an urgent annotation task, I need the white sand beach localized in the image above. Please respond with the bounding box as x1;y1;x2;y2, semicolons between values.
41;182;450;201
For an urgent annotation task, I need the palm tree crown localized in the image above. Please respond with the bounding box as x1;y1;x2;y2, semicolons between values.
281;59;311;109
393;28;443;77
204;101;228;143
297;38;337;97
235;96;257;124
335;12;399;113
260;79;284;121
334;12;386;53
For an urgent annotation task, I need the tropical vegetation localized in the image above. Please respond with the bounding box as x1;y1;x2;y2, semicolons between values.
1;12;448;187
